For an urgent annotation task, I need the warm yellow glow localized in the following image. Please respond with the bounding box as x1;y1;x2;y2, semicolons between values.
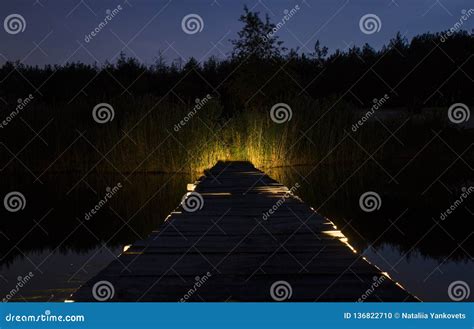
186;183;196;191
322;230;357;253
321;230;345;238
254;188;286;194
321;223;422;301
123;244;131;252
201;192;231;196
324;218;338;230
395;282;405;289
381;271;392;280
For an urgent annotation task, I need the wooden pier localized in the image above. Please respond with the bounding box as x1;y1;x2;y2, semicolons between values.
70;161;416;301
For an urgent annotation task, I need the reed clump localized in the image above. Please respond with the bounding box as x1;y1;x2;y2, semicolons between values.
1;94;460;175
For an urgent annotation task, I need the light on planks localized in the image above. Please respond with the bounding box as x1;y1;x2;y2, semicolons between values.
70;161;417;302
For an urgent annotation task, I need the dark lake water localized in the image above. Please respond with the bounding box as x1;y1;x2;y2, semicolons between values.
267;162;474;302
1;160;473;302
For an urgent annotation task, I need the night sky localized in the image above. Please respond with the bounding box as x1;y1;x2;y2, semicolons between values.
0;0;472;66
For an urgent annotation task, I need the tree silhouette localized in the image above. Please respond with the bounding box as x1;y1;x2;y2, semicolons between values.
0;7;472;110
230;6;285;61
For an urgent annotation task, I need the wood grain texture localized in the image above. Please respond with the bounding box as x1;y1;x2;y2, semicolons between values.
70;161;417;302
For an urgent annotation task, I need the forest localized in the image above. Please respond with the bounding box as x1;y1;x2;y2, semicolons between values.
1;7;473;173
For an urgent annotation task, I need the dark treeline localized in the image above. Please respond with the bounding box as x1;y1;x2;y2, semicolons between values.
1;7;473;111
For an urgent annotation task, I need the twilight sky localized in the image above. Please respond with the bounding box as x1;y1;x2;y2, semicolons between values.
0;0;472;66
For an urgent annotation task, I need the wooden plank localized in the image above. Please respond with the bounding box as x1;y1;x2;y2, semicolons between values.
90;253;381;276
72;273;416;302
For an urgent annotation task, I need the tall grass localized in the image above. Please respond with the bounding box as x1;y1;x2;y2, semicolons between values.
0;94;459;175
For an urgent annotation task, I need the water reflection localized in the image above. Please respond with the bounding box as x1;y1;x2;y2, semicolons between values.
1;160;472;301
0;173;191;301
267;160;473;301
